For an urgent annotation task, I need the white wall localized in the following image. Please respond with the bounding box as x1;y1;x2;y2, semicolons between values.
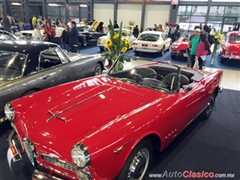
117;4;142;29
93;4;114;26
144;5;170;30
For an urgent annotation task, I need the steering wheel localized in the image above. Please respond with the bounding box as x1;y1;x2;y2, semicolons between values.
146;73;170;87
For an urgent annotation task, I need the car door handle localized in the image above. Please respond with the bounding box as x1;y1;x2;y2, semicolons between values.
43;75;50;79
200;89;205;93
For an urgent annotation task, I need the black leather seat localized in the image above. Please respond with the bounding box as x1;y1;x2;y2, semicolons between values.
164;73;190;90
135;67;157;78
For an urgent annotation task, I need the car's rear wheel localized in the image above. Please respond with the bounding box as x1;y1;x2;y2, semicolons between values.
160;46;165;56
115;138;152;180
94;63;102;75
199;93;216;120
171;54;176;59
134;51;139;56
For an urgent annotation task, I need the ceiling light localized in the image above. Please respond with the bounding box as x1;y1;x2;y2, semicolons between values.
12;2;22;5
48;3;60;6
80;4;87;7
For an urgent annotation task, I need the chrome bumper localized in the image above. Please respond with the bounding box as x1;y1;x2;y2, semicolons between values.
0;116;7;123
32;170;64;180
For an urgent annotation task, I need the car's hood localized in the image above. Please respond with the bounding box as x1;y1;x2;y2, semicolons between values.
18;76;147;142
227;41;240;47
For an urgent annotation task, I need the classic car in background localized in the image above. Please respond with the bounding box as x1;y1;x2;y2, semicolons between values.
0;40;105;124
220;31;240;63
14;24;54;40
132;31;171;56
6;56;223;180
170;38;189;59
0;30;18;40
97;28;136;51
77;24;105;47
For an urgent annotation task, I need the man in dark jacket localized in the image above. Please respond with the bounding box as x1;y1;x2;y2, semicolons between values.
3;15;11;32
114;20;119;29
69;21;79;53
133;25;139;38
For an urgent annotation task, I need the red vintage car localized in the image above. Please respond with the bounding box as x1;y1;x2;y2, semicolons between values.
170;38;189;59
6;59;223;180
220;31;240;63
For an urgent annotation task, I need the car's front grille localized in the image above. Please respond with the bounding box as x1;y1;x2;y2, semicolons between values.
42;155;76;172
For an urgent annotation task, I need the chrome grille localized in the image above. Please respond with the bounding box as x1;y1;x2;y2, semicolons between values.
23;138;35;166
42;155;76;172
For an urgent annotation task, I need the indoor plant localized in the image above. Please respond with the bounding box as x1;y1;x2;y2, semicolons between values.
101;20;131;72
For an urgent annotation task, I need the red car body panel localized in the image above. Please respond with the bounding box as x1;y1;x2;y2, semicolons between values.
10;63;223;179
221;31;240;61
170;38;189;58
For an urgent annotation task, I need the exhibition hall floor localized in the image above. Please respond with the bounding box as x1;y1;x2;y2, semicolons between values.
0;49;239;180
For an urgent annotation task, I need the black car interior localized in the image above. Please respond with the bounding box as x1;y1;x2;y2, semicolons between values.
109;65;196;91
39;49;62;69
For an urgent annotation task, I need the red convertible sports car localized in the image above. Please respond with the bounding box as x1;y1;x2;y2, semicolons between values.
6;58;223;180
220;31;240;63
169;38;189;59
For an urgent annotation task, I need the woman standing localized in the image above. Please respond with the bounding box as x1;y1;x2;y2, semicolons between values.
61;25;70;52
44;22;56;42
195;34;210;70
157;24;164;32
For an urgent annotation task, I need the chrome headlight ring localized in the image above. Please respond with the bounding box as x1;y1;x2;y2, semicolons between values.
71;143;91;168
4;103;15;121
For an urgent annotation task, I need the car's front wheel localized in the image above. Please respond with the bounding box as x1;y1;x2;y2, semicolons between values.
160;46;165;56
115;138;152;180
199;93;216;120
171;54;176;59
94;63;102;75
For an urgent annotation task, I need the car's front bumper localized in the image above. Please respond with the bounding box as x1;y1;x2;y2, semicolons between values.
32;170;64;180
0;116;7;123
221;54;240;60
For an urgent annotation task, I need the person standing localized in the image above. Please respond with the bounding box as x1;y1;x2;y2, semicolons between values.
195;34;210;70
32;25;43;41
37;16;42;26
54;23;64;44
69;21;79;53
114;20;119;29
188;28;201;67
67;19;72;29
174;25;181;41
32;15;37;28
164;23;169;37
43;22;56;42
157;24;164;32
61;25;70;52
2;14;11;32
133;25;139;38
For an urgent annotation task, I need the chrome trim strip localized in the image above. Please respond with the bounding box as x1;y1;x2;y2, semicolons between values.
32;169;64;180
0;116;7;123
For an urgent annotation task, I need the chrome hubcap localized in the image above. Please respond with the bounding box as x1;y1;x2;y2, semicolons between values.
95;67;101;75
206;96;214;114
127;148;150;180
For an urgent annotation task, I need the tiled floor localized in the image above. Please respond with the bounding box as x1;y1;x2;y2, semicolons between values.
121;59;240;91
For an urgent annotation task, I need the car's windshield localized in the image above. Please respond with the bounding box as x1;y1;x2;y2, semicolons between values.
229;35;240;42
138;33;160;41
0;50;27;80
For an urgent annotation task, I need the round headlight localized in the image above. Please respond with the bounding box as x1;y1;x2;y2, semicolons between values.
71;143;90;168
4;103;15;121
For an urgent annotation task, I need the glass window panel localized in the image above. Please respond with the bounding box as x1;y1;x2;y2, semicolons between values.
177;15;190;23
178;6;192;15
69;5;79;17
212;0;240;2
47;6;59;17
9;5;23;23
208;16;223;24
0;4;4;18
80;7;87;21
191;6;208;16
225;6;240;17
209;6;225;16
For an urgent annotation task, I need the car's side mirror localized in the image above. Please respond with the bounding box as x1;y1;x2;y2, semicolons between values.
186;85;192;91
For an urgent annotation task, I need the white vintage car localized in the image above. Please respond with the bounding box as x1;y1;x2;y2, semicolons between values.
132;31;171;56
14;25;54;40
97;28;136;51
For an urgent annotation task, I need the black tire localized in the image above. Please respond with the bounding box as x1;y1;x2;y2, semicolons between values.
94;63;102;76
21;90;38;97
115;138;152;180
134;51;139;55
199;93;216;120
99;47;105;52
220;57;226;63
171;54;176;59
160;46;165;56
